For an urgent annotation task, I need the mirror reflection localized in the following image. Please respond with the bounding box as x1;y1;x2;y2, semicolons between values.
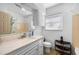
0;3;33;35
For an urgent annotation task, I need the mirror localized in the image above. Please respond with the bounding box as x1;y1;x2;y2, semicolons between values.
0;3;33;35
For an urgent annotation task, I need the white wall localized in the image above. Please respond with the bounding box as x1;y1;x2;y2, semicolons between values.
44;3;76;48
43;30;63;48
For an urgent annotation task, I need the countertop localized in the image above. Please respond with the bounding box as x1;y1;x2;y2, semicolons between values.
0;36;43;55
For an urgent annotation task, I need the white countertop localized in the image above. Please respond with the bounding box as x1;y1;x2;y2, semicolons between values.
0;36;43;55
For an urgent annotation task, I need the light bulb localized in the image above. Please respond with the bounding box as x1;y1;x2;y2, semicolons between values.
21;8;26;12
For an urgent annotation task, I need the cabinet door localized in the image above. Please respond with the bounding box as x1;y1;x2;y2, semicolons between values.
0;22;3;34
0;12;11;34
38;39;44;55
73;14;79;48
24;45;39;55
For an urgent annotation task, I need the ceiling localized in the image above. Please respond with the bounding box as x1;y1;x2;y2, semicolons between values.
43;3;59;8
0;3;59;17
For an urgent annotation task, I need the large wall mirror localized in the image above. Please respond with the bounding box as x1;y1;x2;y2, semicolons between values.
0;3;33;35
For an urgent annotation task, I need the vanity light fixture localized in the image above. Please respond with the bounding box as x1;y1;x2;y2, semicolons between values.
15;3;26;12
21;8;26;12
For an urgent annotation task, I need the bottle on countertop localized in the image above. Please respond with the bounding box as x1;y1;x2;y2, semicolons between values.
60;36;63;43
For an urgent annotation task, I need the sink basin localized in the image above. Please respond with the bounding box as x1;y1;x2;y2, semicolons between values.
26;36;36;39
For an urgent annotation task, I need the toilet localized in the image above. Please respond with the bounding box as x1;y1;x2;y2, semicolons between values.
43;42;52;53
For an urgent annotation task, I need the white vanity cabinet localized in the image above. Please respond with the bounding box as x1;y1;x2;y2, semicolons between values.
7;38;43;55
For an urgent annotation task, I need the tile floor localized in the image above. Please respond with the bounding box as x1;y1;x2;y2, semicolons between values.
44;48;60;55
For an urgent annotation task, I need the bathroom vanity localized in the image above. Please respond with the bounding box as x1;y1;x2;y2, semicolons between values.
0;34;44;55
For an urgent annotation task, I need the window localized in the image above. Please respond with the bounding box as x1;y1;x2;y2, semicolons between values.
45;16;63;30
